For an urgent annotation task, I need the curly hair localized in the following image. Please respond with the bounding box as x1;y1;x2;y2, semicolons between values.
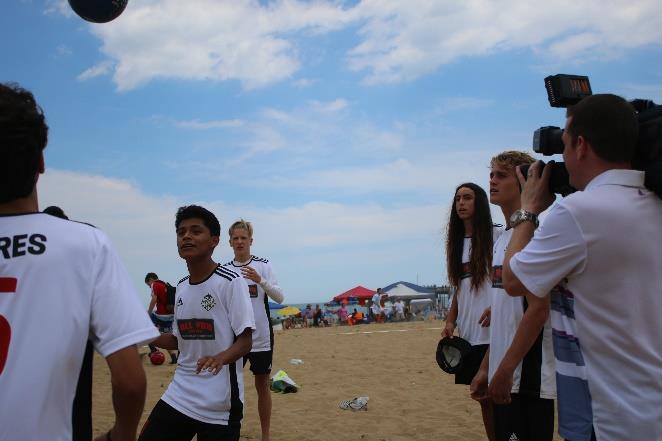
446;183;493;293
0;82;49;203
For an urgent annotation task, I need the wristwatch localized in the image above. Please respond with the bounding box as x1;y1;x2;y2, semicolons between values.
509;209;539;228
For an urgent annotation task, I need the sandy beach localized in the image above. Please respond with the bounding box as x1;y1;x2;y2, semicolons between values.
91;319;562;441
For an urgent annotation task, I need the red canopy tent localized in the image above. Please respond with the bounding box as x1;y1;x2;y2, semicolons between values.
332;286;375;306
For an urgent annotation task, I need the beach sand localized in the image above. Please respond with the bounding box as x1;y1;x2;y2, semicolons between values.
91;320;562;440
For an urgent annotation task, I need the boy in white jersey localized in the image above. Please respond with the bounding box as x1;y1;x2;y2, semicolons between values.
140;206;255;441
0;82;159;441
470;151;556;441
224;219;284;441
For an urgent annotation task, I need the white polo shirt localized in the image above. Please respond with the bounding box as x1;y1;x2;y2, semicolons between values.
162;265;255;425
0;213;159;441
510;169;662;441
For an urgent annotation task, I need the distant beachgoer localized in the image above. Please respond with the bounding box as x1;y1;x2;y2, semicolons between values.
301;304;313;328
394;299;405;321
144;272;178;364
313;304;323;327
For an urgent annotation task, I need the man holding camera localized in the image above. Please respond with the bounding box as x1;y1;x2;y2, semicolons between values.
499;94;662;441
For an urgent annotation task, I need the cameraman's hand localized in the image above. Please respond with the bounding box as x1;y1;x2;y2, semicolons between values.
517;161;556;214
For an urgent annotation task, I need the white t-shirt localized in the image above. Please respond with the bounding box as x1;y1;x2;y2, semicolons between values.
453;237;492;345
0;213;159;441
510;170;662;441
162;264;255;425
224;256;282;352
488;227;556;399
394;301;405;314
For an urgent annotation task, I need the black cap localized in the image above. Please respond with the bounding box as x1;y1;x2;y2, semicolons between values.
436;337;471;374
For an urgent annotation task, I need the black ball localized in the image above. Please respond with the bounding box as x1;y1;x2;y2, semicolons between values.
68;0;128;24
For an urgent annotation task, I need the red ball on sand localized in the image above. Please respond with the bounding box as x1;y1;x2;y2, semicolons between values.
149;351;165;366
68;0;128;24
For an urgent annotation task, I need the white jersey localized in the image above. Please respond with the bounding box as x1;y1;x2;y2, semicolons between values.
488;227;556;399
453;237;491;345
0;213;159;441
162;265;255;425
510;170;662;441
223;256;282;352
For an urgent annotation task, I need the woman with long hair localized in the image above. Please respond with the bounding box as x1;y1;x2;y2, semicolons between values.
442;182;499;441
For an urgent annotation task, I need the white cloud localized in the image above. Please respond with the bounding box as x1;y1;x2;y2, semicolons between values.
77;60;114;81
55;44;72;57
70;0;355;91
63;0;662;90
308;98;349;113
37;168;451;303
292;78;318;88
174;118;245;130
348;0;662;85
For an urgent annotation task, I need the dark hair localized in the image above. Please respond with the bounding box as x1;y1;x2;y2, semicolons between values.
0;83;49;203
144;272;158;283
175;205;220;237
445;183;493;293
566;94;638;163
43;205;68;219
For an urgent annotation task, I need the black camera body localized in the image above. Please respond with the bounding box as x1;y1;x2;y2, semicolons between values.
527;74;662;197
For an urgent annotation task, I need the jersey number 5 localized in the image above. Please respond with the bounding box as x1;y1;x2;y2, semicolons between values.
0;277;17;375
0;316;9;375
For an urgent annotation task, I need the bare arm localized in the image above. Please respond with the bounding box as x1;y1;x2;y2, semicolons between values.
96;345;147;441
196;327;252;374
147;293;157;313
470;348;490;402
488;292;549;404
502;221;536;297
442;293;459;338
150;333;178;351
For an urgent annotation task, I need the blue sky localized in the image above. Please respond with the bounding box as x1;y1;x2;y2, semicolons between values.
3;0;661;304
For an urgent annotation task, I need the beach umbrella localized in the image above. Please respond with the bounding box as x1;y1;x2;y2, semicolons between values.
268;302;286;310
277;306;301;316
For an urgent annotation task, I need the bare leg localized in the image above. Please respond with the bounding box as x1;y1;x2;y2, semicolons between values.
255;374;272;441
480;400;495;441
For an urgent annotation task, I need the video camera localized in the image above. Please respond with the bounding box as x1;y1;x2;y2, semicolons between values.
524;74;662;197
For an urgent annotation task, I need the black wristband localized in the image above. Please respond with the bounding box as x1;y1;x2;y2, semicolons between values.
106;430;112;441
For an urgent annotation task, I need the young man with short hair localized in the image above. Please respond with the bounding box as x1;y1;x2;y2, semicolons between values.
140;206;255;441
470;151;556;441
145;272;178;364
224;219;284;441
0;82;159;441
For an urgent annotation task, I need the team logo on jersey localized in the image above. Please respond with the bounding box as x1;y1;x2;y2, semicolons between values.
176;297;183;307
201;293;216;311
177;319;215;340
460;262;472;280
492;265;503;288
248;284;258;298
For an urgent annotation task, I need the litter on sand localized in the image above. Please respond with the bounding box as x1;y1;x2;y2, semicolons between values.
270;369;299;393
338;396;369;411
